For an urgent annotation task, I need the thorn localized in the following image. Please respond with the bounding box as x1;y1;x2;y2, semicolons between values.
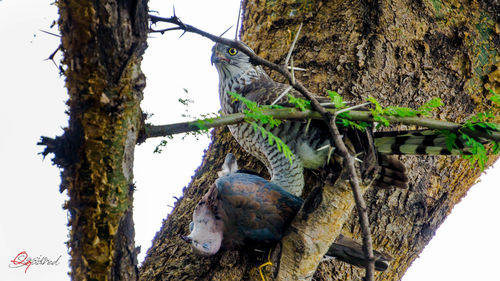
39;29;61;38
326;146;335;164
304;118;311;135
354;152;364;158
45;44;62;70
291;56;295;84
316;144;330;152
284;23;303;67
45;44;61;61
235;2;243;40
220;25;233;37
287;66;306;71
270;85;292;105
178;30;187;38
334;102;371;116
353;152;364;163
319;102;336;108
173;5;176;17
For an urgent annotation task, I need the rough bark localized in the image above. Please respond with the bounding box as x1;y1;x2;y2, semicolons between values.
140;0;499;280
277;162;375;280
42;0;148;280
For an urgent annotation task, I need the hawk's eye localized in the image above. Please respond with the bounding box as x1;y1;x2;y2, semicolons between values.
227;48;238;56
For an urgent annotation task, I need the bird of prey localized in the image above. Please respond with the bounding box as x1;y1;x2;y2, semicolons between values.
211;42;470;196
182;154;393;271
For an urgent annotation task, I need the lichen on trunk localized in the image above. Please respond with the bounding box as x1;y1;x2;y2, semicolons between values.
41;0;149;280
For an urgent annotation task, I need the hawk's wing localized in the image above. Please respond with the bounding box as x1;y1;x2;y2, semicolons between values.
240;77;329;108
238;76;408;189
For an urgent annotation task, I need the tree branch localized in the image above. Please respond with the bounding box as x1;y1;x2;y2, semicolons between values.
141;108;500;143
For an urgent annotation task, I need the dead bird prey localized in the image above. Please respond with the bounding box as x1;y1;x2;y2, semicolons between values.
182;153;393;271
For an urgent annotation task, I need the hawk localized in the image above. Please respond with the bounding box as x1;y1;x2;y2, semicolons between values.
211;42;465;196
182;154;393;271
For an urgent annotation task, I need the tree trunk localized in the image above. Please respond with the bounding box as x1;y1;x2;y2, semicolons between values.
140;0;499;280
42;0;148;280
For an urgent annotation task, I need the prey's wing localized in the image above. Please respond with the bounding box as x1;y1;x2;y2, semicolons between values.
216;173;302;242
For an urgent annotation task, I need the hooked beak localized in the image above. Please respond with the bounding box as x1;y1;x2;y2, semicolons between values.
211;51;229;65
180;235;192;244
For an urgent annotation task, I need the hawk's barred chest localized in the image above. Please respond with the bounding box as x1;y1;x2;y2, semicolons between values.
218;67;262;115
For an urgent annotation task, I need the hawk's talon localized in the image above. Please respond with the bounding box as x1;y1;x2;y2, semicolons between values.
258;249;273;281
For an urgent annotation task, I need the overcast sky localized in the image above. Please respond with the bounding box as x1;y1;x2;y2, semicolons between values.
1;0;499;280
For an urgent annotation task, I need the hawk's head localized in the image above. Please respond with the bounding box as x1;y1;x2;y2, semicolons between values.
211;43;255;77
211;43;269;114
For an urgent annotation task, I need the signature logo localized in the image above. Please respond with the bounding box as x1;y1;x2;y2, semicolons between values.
9;251;61;273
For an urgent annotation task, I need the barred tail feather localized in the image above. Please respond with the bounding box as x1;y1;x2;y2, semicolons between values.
375;154;408;189
374;130;473;155
376;143;463;155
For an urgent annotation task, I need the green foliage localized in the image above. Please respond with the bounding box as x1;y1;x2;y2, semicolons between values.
380;98;443;118
288;94;311;111
178;88;195;119
461;133;488;170
440;130;460;151
366;96;390;127
327;90;346;109
462;90;500;133
229;91;282;128
169;87;500;172
493;141;500;155
251;122;294;164
325;91;369;131
192;115;218;131
383;106;418;117
337;115;370;131
178;97;194;106
229;91;294;164
367;96;443;126
154;135;173;154
489;88;500;106
417;98;444;115
439;90;500;170
154;90;213;153
438;126;500;172
193;120;209;131
365;94;500;170
230;88;499;171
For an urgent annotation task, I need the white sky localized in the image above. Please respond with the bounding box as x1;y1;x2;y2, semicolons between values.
0;0;498;280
